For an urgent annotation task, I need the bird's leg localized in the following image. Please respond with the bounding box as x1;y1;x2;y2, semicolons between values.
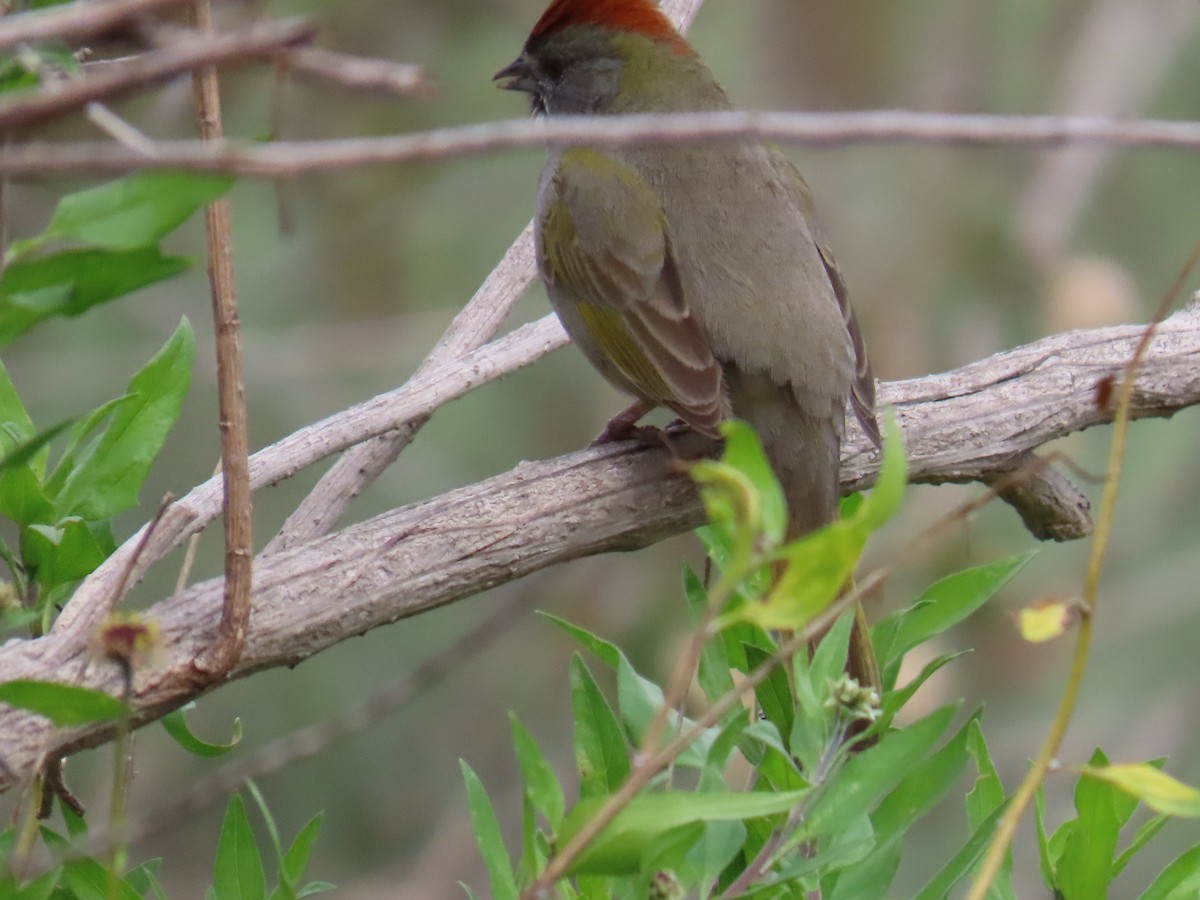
590;399;654;446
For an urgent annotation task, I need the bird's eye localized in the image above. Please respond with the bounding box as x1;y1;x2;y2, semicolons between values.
540;57;565;83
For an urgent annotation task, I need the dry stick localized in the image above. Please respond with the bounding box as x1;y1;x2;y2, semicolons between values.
189;0;251;677
966;243;1200;900
85;102;158;155
282;46;429;98
0;111;1196;179
265;0;704;552
0;18;316;132
265;225;538;551
0;0;192;53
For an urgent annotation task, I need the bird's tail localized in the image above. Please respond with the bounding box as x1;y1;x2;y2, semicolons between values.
726;370;881;695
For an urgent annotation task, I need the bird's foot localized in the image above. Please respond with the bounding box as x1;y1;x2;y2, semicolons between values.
590;400;653;446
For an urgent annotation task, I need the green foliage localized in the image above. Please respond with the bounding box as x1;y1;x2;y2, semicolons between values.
0;145;295;896
0;679;128;726
201;790;332;900
0;169;223;624
160;702;244;758
462;422;1200;897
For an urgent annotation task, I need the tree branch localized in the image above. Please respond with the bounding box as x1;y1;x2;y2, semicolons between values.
0;111;1196;177
0;298;1197;792
0;18;316;131
0;0;192;53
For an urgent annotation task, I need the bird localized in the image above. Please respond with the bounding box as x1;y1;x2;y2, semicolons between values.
495;0;882;691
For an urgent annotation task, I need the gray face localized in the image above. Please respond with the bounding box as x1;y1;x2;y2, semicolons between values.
496;29;623;116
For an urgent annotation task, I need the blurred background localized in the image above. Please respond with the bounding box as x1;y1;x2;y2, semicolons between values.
2;0;1199;895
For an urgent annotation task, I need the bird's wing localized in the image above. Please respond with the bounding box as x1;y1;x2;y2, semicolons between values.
774;151;881;448
539;148;727;434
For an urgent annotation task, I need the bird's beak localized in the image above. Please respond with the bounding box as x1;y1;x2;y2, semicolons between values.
493;56;536;94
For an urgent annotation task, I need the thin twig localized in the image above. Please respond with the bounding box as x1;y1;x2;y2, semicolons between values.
0;111;1195;178
0;18;316;132
189;0;251;677
282;46;429;98
265;224;539;551
85;102;157;155
966;243;1200;899
0;0;192;53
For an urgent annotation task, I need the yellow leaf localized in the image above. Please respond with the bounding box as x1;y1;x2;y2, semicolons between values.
1081;763;1200;818
1017;598;1080;642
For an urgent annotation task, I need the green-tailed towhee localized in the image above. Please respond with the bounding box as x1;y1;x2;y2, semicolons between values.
496;0;882;690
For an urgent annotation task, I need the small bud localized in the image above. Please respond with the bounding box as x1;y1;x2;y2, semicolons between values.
824;674;881;723
648;870;684;900
94;613;159;670
0;580;19;612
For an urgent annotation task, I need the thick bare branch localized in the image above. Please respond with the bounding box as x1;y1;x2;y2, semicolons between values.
0;111;1196;178
1;300;1197;791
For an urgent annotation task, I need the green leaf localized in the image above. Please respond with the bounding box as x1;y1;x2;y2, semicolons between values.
965;719;1005;830
0;248;189;345
912;804;1008;900
8;866;61;900
719;417;906;633
0;418;71;476
1082;762;1200;818
126;859;168;900
460;760;518;900
873;552;1035;688
681;820;746;892
43;394;131;499
805;703;957;839
683;564;736;704
855;413;907;530
0;463;54;526
1035;787;1055;891
0;679;126;724
698;419;786;543
510;713;565;829
859;710;979;873
541;613;621;668
561;789;809;876
1058;749;1122;900
212;794;267;900
832;712;976;899
0;356;34;450
965;720;1014;895
60;858;143;900
809;609;857;694
1138;842;1200;900
280;813;324;887
22;516;110;588
9;171;233;257
1112;814;1168;879
570;654;630;798
743;642;794;744
55;318;194;520
690;420;785;553
616;654;713;768
161;703;243;757
874;650;967;735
